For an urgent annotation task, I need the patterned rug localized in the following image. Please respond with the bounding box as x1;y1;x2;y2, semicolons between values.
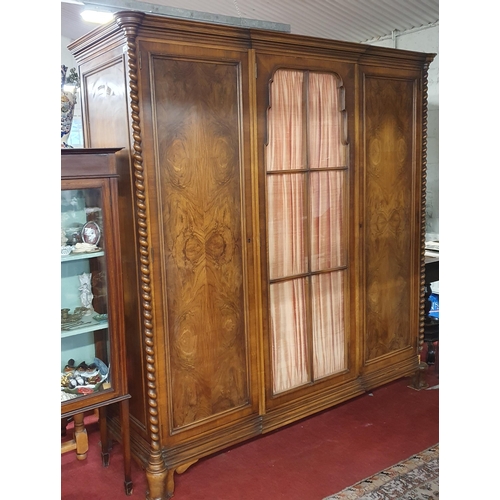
323;444;439;499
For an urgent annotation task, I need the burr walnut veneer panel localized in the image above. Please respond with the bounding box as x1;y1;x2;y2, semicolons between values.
151;57;249;430
363;74;417;363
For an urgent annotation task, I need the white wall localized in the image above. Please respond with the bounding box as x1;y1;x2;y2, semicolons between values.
366;24;439;239
61;35;78;68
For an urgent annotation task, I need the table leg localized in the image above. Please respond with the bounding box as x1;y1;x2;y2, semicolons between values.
99;406;110;467
73;412;89;460
120;399;133;495
61;417;68;437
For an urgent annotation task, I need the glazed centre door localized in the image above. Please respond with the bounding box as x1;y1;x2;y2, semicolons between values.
263;68;350;398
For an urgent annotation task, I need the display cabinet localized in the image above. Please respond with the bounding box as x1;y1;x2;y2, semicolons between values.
61;148;132;495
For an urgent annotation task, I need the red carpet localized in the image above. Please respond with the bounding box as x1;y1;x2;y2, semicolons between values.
61;369;438;500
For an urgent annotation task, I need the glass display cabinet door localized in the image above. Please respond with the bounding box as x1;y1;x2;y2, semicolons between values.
61;183;114;406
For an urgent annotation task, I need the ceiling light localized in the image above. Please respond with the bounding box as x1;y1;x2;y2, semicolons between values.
80;9;114;24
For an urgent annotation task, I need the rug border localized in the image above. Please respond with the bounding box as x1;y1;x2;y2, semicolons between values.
323;443;439;500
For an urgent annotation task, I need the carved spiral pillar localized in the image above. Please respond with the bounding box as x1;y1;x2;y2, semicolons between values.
116;11;169;500
419;62;431;356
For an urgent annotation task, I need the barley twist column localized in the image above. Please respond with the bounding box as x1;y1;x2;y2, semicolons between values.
116;12;169;500
419;62;431;357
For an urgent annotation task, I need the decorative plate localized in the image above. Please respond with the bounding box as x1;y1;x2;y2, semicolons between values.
71;242;99;253
81;221;101;246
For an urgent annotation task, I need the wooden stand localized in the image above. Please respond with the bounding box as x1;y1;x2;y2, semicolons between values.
61;412;89;460
98;400;133;495
61;398;132;495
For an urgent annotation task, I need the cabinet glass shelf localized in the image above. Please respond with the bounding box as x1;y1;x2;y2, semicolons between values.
61;250;105;262
61;318;109;339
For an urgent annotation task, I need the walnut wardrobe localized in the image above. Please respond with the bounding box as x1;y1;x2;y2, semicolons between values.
69;11;435;500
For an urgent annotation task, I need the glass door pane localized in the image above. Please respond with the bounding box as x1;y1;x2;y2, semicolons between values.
266;69;348;395
61;187;111;403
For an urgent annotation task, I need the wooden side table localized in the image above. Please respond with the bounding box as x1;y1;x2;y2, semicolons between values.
61;398;132;494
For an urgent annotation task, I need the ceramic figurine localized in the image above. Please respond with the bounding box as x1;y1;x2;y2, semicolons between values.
78;272;94;314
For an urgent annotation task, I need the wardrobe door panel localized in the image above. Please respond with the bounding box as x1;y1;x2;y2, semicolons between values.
255;54;358;415
141;45;258;438
361;69;421;369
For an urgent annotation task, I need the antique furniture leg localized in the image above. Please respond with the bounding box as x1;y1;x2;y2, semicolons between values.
99;406;110;466
61;413;88;458
73;412;89;460
166;469;175;499
120;399;133;495
410;359;429;390
426;340;436;364
423;321;439;365
146;451;169;500
61;417;68;437
168;460;198;497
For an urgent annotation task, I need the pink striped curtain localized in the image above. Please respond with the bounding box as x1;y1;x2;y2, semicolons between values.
267;174;307;280
267;70;346;394
310;171;345;271
266;70;304;172
308;73;346;169
270;279;309;393
308;73;346;380
311;271;345;379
